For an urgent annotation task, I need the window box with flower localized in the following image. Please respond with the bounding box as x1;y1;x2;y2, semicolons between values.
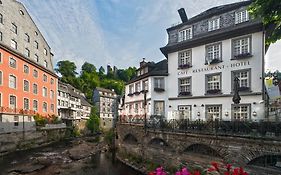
206;89;221;94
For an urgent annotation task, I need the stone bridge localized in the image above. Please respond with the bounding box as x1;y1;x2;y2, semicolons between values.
116;123;281;174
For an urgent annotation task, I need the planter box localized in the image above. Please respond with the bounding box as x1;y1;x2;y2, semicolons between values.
206;89;221;94
205;58;222;65
178;63;192;69
233;53;252;59
179;91;191;96
154;88;165;92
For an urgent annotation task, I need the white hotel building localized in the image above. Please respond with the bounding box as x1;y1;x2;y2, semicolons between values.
159;1;266;121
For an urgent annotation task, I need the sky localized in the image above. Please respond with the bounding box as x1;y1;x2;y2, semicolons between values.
18;0;281;72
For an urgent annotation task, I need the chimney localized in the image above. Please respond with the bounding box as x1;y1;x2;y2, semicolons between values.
178;8;188;23
140;58;146;67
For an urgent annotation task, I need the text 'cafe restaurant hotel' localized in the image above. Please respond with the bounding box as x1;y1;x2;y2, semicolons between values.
160;1;266;122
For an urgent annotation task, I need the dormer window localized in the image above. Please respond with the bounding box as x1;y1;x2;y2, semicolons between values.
235;10;249;24
208;18;220;31
178;27;192;42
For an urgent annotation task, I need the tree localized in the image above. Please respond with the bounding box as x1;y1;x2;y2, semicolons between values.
98;66;105;75
81;62;96;74
55;60;78;83
249;0;281;45
86;107;100;134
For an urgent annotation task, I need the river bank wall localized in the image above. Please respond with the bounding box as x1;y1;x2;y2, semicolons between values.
0;128;68;156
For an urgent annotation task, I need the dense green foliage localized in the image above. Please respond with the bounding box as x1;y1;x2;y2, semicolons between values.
55;61;136;103
104;129;114;146
86;107;100;133
249;0;281;45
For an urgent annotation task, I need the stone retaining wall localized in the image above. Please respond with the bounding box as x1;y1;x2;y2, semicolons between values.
0;128;67;156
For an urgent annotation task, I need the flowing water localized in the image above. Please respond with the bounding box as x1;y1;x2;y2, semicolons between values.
0;139;143;175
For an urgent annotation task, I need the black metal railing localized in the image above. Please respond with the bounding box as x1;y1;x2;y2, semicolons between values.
119;117;281;139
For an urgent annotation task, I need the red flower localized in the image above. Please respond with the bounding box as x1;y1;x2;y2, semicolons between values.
226;164;232;171
148;172;155;175
193;170;201;175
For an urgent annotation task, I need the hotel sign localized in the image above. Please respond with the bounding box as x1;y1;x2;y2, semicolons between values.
178;61;250;75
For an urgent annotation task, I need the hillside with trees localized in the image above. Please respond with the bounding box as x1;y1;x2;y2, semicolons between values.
55;60;136;104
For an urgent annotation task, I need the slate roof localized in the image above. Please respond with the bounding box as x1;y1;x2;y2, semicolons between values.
95;87;116;94
167;1;252;31
127;59;168;84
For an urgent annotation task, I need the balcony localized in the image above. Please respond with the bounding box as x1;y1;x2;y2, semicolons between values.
0;107;36;115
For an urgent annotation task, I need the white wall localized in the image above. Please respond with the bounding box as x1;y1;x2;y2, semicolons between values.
166;31;265;121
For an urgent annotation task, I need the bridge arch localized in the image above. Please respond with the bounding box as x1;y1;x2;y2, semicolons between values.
123;133;138;144
148;137;169;149
184;143;222;158
248;154;281;168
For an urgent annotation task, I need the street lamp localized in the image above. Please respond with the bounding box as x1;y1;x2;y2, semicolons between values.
232;77;241;105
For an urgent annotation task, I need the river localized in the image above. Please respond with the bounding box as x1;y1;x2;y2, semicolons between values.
0;139;143;175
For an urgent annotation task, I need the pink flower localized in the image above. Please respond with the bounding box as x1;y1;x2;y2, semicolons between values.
181;167;190;175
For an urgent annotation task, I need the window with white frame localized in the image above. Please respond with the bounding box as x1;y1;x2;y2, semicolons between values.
129;85;134;94
11;23;17;34
178;50;192;68
44;60;48;68
206;74;221;93
235;10;249;24
129;104;132;113
25;33;30;42
23;80;29;92
233;37;251;57
44;48;47;55
208;18;220;31
24;98;29;110
233;104;250;121
179;77;191;95
178;27;192;42
43;102;47;112
9;95;16;109
33;69;38;78
34;54;39;62
25;48;30;57
142;79;148;91
0;32;2;41
43;87;47;97
154;77;164;89
135;103;138;113
33;83;38;94
9;75;16;89
33;100;38;111
51;78;54;85
206;105;221;120
135;82;141;92
50;90;54;99
34;41;38;49
24;65;29;74
9;57;16;68
0;71;2;85
178;105;191;120
51;104;54;112
154;101;165;116
43;74;47;82
206;43;221;63
11;39;17;49
233;70;250;91
0;52;2;63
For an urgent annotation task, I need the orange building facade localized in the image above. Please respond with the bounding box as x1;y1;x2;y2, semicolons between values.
0;1;58;133
0;45;57;116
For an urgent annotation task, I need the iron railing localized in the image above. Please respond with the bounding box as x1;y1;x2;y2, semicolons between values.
120;117;281;139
